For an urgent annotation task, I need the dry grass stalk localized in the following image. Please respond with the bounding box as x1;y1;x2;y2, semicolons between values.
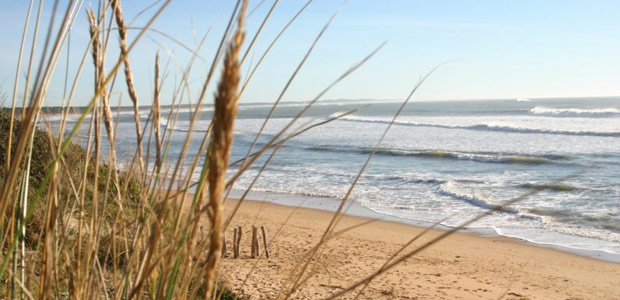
153;52;163;169
86;10;118;164
110;0;145;174
202;0;247;298
6;0;34;168
86;9;123;210
2;0;170;296
1;4;86;292
0;0;59;234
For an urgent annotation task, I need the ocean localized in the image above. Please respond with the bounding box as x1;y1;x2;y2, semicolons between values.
51;96;620;261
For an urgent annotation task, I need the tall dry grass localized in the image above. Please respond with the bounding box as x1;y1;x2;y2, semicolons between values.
202;1;247;298
0;1;581;299
110;0;145;174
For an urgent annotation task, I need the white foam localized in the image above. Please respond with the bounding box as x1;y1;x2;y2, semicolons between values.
530;106;620;118
337;115;620;137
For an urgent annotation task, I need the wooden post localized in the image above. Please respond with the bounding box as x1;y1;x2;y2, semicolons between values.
236;226;242;258
261;226;270;259
251;226;258;258
233;228;238;258
222;233;228;258
251;226;256;258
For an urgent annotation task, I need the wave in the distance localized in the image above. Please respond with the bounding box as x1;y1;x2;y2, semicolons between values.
307;145;571;166
529;106;620;118
337;115;620;137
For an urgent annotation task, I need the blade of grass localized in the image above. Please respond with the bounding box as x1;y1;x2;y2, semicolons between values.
6;0;35;168
201;2;247;298
110;0;146;174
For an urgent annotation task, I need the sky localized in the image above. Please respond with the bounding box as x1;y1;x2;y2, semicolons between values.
1;0;620;106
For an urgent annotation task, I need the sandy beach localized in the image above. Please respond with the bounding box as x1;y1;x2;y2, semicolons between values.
218;199;620;300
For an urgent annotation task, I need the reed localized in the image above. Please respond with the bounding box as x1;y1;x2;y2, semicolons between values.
110;0;145;174
152;52;162;169
86;8;122;201
202;1;247;298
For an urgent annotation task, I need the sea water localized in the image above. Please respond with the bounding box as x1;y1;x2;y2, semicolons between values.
51;97;620;261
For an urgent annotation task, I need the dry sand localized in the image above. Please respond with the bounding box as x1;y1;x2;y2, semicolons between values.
218;199;620;299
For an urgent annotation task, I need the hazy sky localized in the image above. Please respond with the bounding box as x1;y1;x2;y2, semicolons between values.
1;0;620;106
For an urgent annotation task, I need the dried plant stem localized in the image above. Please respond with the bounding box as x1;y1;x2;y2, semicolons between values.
0;0;44;239
7;0;34;168
110;0;145;173
202;1;247;298
153;52;162;169
86;9;122;205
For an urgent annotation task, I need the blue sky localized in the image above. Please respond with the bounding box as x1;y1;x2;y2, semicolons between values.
1;0;620;106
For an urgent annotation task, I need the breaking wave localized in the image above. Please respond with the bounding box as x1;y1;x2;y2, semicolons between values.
529;106;620;118
307;145;570;166
337;115;620;137
437;181;519;214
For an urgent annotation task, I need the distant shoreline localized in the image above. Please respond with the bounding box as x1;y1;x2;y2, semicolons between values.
5;94;620;114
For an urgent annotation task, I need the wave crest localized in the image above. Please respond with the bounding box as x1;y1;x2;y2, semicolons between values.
518;183;576;192
437;181;518;214
308;145;570;166
530;106;620;118
338;116;620;137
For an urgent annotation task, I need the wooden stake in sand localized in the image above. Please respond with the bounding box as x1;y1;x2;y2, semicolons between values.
232;228;237;258
261;225;270;259
251;226;258;258
233;227;237;258
231;226;269;259
222;233;228;258
235;226;242;258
